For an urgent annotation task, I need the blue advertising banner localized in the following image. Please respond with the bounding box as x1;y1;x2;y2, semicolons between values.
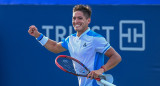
0;0;160;4
0;5;160;86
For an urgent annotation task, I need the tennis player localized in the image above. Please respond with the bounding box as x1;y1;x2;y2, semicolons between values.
28;5;121;86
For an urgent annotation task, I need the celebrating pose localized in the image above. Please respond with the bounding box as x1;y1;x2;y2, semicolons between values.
28;5;121;86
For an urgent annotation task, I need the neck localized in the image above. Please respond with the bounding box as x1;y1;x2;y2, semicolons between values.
77;27;88;37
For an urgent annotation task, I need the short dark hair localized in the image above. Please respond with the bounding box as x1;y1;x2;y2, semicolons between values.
73;5;92;19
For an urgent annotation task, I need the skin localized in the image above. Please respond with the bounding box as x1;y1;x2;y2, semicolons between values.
28;10;122;80
72;11;91;37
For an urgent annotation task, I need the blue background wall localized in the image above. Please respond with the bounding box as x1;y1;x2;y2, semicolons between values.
0;0;160;4
0;3;160;86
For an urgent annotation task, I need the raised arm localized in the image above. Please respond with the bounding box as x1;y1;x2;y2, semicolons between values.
28;25;66;53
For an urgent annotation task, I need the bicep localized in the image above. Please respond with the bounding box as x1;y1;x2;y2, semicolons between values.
104;47;118;58
57;42;67;53
44;39;66;53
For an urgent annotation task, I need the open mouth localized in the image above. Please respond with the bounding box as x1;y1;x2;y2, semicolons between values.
75;24;81;28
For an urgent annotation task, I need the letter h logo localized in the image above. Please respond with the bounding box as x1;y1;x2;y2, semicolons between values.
119;20;145;51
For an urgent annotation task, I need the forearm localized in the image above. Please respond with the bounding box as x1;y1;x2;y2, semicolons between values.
36;34;66;53
28;25;66;53
87;53;121;79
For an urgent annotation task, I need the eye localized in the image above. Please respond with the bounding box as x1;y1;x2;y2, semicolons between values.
72;17;76;20
78;17;83;20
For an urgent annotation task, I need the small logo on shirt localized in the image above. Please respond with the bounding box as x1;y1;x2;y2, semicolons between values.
83;43;87;47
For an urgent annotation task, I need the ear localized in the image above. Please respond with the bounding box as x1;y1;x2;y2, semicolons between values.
87;18;91;24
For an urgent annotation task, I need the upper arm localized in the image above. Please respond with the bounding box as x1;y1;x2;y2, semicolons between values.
104;47;117;57
56;42;67;53
44;39;66;53
104;47;121;59
44;35;70;53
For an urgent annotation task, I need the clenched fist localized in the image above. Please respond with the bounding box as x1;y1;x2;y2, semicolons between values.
28;25;41;38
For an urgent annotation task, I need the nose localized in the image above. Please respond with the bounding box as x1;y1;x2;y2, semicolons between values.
73;18;79;24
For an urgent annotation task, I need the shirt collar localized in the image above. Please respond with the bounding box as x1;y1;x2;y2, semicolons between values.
77;27;90;39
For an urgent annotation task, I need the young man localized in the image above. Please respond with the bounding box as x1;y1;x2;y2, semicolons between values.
28;5;121;86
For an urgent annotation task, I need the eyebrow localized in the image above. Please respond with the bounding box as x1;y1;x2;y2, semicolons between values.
72;16;83;18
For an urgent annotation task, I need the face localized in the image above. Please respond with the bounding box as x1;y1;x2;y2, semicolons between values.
72;11;91;32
